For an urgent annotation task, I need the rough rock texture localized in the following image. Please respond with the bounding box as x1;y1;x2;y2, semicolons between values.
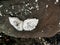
0;0;60;38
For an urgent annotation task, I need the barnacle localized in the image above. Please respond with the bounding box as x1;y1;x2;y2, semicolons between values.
23;18;39;31
9;17;39;31
9;17;23;31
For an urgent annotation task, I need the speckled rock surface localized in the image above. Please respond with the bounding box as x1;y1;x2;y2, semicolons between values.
0;0;60;38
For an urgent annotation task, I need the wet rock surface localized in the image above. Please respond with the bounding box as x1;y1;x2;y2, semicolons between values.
0;33;60;45
0;0;60;38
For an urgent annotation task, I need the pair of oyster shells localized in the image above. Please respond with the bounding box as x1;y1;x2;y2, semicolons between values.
9;17;39;31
